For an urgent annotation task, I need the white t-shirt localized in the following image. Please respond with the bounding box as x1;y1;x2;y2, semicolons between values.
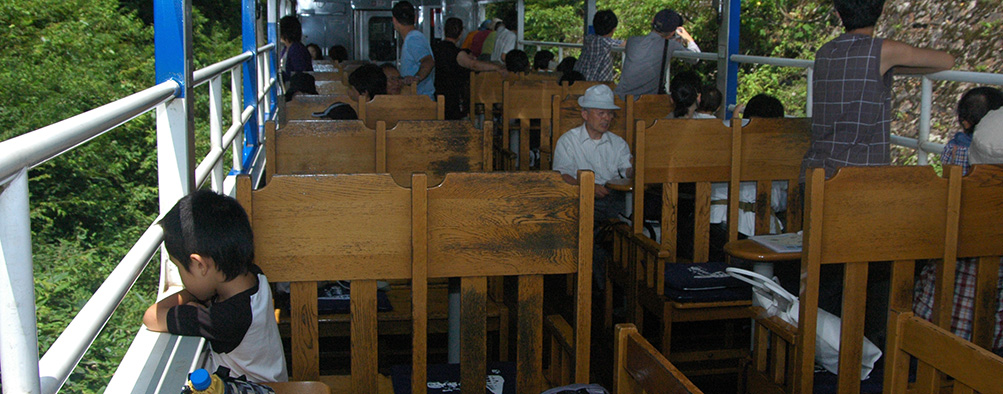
552;124;632;185
491;28;517;63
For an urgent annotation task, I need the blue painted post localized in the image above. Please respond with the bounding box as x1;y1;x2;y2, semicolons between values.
155;0;195;208
241;0;259;171
717;0;741;120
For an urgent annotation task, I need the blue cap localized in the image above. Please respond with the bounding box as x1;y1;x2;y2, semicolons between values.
190;369;212;391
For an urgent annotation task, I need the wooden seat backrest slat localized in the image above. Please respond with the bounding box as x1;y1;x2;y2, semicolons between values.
311;60;338;72
800;166;954;394
469;71;519;120
266;119;492;187
629;94;675;131
426;171;593;390
957;165;1003;350
307;71;342;81
734;118;811;235
614;324;704;394
265;120;376;183
316;80;350;95
502;80;564;170
283;94;358;122
563;81;615;96
359;94;445;129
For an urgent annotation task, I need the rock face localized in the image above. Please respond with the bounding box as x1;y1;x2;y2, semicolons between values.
879;1;1002;163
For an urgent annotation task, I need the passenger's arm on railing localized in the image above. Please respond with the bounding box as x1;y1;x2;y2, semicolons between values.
142;288;196;332
881;39;955;76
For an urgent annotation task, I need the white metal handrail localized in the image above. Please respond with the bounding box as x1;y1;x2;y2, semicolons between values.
0;39;277;393
0;82;179;187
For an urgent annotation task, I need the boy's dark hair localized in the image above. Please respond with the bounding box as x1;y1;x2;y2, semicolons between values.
279;15;302;42
348;63;388;99
505;50;530;73
556;57;577;74
534;50;555;70
697;84;722;113
670;71;702;118
161;190;254;281
445;17;464;39
392;1;416;26
834;0;886;31
592;10;619;36
958;87;1003;135
744;93;785;118
329;45;348;62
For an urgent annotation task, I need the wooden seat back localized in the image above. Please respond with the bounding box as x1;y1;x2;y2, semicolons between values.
238;170;593;393
563;81;615;96
308;71;342;81
316;80;350;95
425;171;594;393
544;94;629;171
797;166;956;394
359;94;445;129
628;94;674;131
469;71;519;120
502;80;564;170
312;60;338;72
282;95;358;122
384;120;493;186
238;173;413;390
265;119;493;186
614;324;704;394
882;164;1003;394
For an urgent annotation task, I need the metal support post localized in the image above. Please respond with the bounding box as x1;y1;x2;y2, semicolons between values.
0;169;42;394
155;0;195;291
516;0;525;50
209;76;225;191
241;0;260;171
267;0;278;117
231;66;244;173
718;0;741;120
919;77;932;165
806;67;814;118
583;0;596;38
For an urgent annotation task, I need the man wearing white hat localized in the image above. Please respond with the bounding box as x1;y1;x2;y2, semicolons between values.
554;84;633;289
970;107;1003;165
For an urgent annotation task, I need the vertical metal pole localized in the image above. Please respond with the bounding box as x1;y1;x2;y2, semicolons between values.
267;0;279;117
516;0;525;50
718;0;741;120
209;76;224;191
558;47;564;62
241;0;260;171
155;0;195;291
231;67;244;173
806;67;814;118
0;169;42;394
918;77;932;165
583;0;596;38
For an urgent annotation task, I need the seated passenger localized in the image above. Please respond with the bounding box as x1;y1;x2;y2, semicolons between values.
553;85;632;288
941;87;1003;175
306;43;323;60
504;49;530;73
381;63;402;95
279;15;313;79
916;107;1003;358
694;84;722;119
329;45;349;63
314;63;387;120
663;71;702;119
533;50;555;72
143;190;288;383
555;56;577;76
708;94;788;260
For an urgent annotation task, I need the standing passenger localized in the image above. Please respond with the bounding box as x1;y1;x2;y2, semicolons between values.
433;17;508;120
801;0;954;179
491;12;518;63
575;10;624;82
615;9;699;99
392;1;435;99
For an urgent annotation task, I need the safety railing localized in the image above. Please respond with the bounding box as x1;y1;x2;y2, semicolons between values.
0;39;277;393
521;39;1003;165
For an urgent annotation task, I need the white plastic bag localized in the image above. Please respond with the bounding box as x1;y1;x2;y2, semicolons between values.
726;268;882;379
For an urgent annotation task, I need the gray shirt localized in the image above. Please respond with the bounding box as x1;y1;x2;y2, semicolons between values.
615;32;700;99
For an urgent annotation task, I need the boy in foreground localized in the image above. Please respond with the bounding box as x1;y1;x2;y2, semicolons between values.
144;190;287;383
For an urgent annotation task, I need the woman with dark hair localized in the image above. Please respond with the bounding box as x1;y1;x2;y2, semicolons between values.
666;71;702;118
313;63;387;120
279;15;313;79
306;43;323;60
533;50;555;71
504;49;530;73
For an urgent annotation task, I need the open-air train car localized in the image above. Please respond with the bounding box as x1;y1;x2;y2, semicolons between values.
2;0;1003;393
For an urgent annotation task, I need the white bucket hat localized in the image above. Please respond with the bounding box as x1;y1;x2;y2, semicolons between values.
577;85;620;110
970;107;1003;164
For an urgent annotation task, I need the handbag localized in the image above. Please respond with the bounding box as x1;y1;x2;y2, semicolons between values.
726;268;882;380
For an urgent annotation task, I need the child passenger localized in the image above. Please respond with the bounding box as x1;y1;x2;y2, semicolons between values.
143;190;288;383
941;87;1003;175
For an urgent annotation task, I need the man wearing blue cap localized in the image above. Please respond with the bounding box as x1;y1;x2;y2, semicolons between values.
615;9;700;99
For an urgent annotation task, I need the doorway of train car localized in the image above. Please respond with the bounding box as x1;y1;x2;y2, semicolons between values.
356;9;397;62
298;0;354;60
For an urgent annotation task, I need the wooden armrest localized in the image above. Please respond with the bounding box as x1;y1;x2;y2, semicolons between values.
268;381;331;394
750;306;797;344
544;314;575;355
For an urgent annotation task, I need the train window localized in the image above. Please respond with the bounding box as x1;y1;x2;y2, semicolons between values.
368;16;395;62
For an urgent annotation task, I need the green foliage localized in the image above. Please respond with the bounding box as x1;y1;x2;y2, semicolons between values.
1;0;243;392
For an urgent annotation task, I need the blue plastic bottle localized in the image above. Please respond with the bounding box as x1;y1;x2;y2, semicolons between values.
188;368;225;394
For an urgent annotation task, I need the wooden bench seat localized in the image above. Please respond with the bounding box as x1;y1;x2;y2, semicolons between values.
282;94;357;122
